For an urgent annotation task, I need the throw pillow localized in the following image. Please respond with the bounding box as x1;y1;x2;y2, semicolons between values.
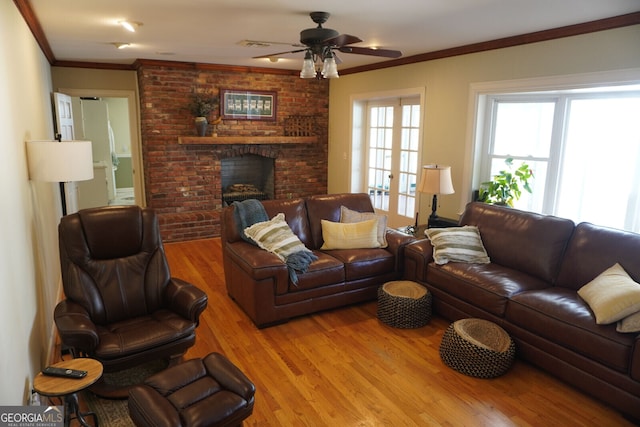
425;225;490;265
578;263;640;325
340;206;388;248
320;218;380;250
617;310;640;333
244;213;313;262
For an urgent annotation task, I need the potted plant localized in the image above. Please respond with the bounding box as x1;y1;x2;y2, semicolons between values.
477;157;534;207
188;90;218;136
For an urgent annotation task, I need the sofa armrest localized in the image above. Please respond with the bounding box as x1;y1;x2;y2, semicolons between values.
164;278;209;324
403;239;434;282
54;300;99;353
385;229;417;272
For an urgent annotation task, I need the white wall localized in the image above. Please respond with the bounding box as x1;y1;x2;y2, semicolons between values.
0;2;62;404
329;25;640;222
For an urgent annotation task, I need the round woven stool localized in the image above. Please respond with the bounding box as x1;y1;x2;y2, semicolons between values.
377;281;431;328
439;318;515;378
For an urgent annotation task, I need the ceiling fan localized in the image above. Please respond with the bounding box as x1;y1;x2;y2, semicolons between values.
254;12;402;78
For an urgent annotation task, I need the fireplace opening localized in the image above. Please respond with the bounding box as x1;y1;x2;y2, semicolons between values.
221;154;274;205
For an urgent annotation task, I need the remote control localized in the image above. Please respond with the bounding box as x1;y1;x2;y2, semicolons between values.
42;366;87;379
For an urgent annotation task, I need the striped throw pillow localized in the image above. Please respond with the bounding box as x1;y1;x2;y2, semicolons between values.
244;213;312;262
425;225;490;265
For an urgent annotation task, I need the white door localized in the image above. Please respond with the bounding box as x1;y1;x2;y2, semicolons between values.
366;99;421;227
53;92;74;140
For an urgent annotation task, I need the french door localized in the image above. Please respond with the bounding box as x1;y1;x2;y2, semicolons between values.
366;98;421;226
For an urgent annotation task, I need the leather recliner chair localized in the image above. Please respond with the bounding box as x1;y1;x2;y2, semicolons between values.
54;205;208;376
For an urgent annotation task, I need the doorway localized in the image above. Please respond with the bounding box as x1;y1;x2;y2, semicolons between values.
59;88;144;208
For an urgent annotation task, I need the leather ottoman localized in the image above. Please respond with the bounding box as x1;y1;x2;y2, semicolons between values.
128;352;255;427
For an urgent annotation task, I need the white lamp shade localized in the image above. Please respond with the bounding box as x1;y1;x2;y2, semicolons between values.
321;56;339;79
27;140;94;182
300;57;316;78
418;164;455;195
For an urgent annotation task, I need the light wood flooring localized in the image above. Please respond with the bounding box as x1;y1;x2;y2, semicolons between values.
51;237;635;426
161;238;634;427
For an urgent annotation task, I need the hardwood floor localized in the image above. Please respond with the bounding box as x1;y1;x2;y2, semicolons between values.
162;238;633;427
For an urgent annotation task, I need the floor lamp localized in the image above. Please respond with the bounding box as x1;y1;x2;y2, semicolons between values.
418;164;455;225
26;140;94;215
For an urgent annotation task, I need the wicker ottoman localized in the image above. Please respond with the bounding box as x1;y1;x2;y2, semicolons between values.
439;318;515;378
377;280;432;328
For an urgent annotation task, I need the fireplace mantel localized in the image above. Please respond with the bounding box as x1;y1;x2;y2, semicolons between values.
178;136;316;145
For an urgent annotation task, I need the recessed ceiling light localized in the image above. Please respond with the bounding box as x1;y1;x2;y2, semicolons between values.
118;20;142;32
112;42;131;49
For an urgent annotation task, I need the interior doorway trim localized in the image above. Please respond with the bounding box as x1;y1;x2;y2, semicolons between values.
58;88;145;207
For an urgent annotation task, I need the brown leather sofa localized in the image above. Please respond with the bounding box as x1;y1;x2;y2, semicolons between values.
221;193;415;328
404;202;640;421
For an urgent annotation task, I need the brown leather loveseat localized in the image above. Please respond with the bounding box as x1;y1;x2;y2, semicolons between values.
221;193;415;328
404;202;640;421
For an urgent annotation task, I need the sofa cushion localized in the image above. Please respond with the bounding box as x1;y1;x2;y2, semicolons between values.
556;222;640;291
324;248;395;281
577;263;640;324
340;206;388;248
425;225;490;265
286;251;345;292
261;198;313;248
459;202;574;283
426;262;550;317
306;193;376;249
320;219;380;250
507;288;636;373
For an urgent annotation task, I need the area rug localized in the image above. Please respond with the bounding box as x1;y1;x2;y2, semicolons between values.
84;359;168;427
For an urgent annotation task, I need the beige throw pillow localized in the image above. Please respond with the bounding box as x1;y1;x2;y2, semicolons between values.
320;218;380;250
617;310;640;333
578;263;640;325
340;206;388;248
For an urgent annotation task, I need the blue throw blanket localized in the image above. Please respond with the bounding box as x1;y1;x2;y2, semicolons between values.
233;199;268;243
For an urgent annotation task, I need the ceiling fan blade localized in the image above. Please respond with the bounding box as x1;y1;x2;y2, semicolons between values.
324;34;362;47
253;48;306;59
338;46;402;58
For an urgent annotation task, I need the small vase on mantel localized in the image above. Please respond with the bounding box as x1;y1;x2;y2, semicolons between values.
194;117;208;137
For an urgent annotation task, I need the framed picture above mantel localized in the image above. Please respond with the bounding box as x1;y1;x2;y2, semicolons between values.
221;89;277;121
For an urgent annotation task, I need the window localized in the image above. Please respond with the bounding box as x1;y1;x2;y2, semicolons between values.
477;83;640;233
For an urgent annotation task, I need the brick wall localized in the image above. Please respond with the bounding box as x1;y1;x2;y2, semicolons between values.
136;61;329;241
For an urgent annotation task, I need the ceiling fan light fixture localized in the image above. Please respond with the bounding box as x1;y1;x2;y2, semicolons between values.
300;50;317;79
321;51;339;79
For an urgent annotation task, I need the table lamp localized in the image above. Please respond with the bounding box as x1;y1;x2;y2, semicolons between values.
26;139;94;215
418;164;455;223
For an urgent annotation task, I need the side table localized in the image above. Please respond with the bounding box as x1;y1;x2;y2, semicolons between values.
34;358;103;427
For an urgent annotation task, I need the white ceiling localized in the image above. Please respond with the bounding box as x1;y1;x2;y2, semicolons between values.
29;0;640;71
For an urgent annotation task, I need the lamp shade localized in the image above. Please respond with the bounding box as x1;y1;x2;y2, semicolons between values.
418;164;455;195
27;140;94;182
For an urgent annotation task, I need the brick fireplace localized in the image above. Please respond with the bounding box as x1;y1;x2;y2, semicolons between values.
136;60;329;241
